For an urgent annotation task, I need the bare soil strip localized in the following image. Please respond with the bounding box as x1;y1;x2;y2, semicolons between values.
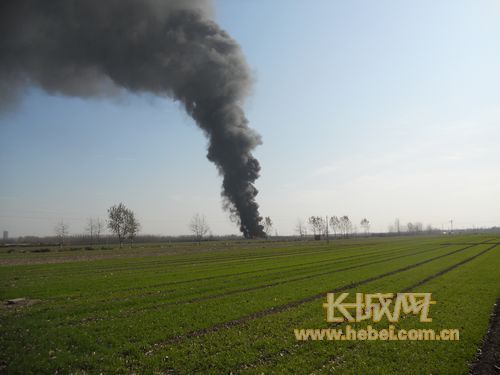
150;243;481;350
0;241;376;267
469;298;500;375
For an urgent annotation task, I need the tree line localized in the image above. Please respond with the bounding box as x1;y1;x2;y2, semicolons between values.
47;205;452;247
54;202;140;248
294;216;370;239
52;204;216;246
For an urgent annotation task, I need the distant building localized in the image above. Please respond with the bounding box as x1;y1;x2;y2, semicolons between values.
3;230;7;242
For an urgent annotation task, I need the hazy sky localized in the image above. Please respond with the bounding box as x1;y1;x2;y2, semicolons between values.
1;0;500;237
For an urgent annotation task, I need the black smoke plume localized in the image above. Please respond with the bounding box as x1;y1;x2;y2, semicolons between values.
0;0;265;237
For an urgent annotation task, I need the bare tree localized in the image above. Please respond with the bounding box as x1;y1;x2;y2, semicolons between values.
86;218;95;242
125;210;140;245
406;222;423;235
86;218;105;243
329;216;340;238
308;216;325;239
395;218;401;234
54;220;69;248
263;216;273;237
107;203;140;248
407;222;414;234
415;222;423;234
107;204;127;247
360;218;370;235
190;213;210;241
339;216;352;238
295;219;307;238
94;218;105;242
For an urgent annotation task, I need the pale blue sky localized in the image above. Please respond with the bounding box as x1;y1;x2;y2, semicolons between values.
1;0;500;236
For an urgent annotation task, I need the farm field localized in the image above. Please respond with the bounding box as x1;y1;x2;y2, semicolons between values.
0;235;499;374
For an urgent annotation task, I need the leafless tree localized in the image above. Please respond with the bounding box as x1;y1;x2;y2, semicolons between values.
339;216;352;238
295;219;307;238
329;216;340;238
263;216;273;237
54;220;69;248
86;218;104;243
107;203;140;247
107;203;127;247
360;218;370;235
395;218;401;234
308;216;325;238
406;222;423;235
407;222;414;233
415;222;423;233
86;218;95;242
124;210;140;245
190;213;210;241
94;218;105;241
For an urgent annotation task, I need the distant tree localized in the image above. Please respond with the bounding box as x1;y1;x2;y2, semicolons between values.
54;220;69;248
308;216;326;239
124;210;140;245
94;218;105;242
86;218;104;243
405;222;423;235
263;216;273;237
86;218;95;242
329;216;340;238
308;216;317;236
190;213;210;241
107;203;127;247
339;216;352;238
107;203;140;247
415;222;423;234
395;218;401;234
360;218;370;235
295;219;307;238
407;222;414;233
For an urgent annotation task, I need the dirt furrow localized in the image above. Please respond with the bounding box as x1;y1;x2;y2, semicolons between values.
469;298;500;375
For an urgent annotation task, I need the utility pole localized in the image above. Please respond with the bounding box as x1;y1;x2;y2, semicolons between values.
450;220;453;234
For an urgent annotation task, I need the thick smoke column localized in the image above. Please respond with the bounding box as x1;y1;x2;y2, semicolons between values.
0;0;265;237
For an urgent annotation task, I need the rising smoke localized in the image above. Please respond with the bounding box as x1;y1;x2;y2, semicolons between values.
0;0;265;237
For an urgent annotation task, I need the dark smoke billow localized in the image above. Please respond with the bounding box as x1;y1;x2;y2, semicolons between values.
0;0;265;237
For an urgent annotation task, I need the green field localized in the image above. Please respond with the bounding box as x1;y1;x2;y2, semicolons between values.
1;235;499;374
